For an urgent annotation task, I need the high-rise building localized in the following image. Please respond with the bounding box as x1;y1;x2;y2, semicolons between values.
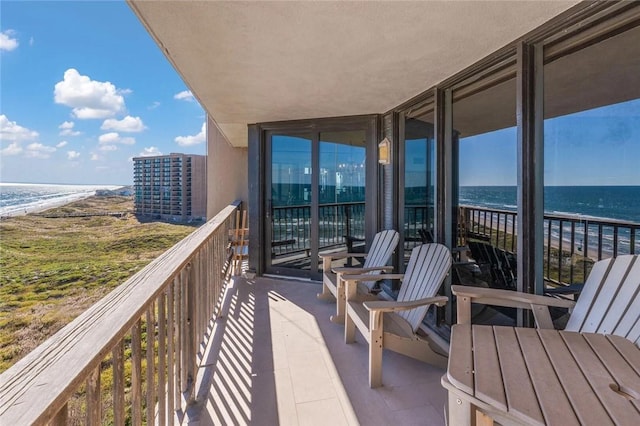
133;153;207;221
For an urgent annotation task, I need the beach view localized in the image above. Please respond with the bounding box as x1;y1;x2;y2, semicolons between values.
2;1;639;425
0;189;198;373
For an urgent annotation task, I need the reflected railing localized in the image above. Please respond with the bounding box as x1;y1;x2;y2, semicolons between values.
270;201;638;289
459;205;640;288
271;202;365;258
0;201;241;425
404;205;434;250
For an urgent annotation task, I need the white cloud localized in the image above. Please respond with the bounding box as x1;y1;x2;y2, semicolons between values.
25;142;56;159
67;150;80;160
56;141;68;148
54;69;127;119
101;115;146;132
175;122;206;146
99;145;118;152
90;153;100;161
98;132;135;145
174;90;194;102
0;30;18;51
148;101;160;110
98;132;120;144
139;146;162;157
1;142;22;156
0;115;39;142
58;121;81;136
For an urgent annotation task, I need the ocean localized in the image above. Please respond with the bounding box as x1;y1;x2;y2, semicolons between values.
0;183;122;217
459;185;640;257
459;185;640;223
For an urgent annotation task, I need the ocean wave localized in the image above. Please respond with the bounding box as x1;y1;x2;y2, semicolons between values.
0;183;121;217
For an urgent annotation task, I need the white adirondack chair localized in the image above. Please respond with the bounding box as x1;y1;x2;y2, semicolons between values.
453;254;640;344
344;243;452;388
318;229;399;324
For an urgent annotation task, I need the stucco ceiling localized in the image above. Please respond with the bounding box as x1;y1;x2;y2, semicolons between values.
128;1;581;147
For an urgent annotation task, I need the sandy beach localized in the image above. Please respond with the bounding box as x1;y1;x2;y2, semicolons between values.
0;184;125;219
1;192;97;218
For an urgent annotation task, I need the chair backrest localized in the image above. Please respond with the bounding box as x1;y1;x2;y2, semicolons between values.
397;243;452;332
362;229;399;270
566;254;640;346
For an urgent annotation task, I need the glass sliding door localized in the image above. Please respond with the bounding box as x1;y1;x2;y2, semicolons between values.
543;24;640;287
319;131;367;270
452;73;518;326
267;134;315;277
265;127;370;279
402;112;436;266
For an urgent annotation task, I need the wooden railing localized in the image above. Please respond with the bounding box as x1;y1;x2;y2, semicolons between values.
0;201;241;425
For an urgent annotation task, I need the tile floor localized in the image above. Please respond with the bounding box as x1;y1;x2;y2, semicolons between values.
185;276;448;425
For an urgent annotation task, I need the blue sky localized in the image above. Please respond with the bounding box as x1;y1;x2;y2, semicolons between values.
1;1;205;185
459;98;640;186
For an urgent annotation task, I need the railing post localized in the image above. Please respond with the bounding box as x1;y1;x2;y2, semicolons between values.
146;305;156;425
113;340;125;426
86;367;101;424
132;319;143;426
186;262;196;402
345;204;351;239
168;282;177;423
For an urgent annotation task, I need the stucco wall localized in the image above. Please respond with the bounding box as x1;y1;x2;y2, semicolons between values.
206;116;248;218
190;154;207;219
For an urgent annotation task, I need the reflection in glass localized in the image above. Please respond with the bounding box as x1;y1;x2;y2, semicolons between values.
270;135;312;269
404;116;435;252
544;25;640;286
271;135;312;207
454;78;518;297
319;131;366;256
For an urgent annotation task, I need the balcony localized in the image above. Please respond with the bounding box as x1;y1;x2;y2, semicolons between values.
3;197;640;424
0;201;447;425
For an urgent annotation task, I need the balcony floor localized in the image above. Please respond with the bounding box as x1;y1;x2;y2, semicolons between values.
186;276;447;425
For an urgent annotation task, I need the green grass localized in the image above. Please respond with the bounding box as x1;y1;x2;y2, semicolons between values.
0;196;197;373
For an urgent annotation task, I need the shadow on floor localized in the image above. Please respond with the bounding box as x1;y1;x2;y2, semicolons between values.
186;276;447;426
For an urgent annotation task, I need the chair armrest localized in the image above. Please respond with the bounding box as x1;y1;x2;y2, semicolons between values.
332;266;393;274
452;285;575;328
343;273;405;282
319;252;365;260
363;296;448;313
451;285;576;309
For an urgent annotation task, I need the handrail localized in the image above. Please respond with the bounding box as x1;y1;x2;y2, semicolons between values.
458;205;639;287
0;200;241;425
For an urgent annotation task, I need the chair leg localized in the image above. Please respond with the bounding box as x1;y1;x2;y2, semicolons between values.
330;278;345;324
369;327;383;388
345;311;356;343
316;281;334;301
